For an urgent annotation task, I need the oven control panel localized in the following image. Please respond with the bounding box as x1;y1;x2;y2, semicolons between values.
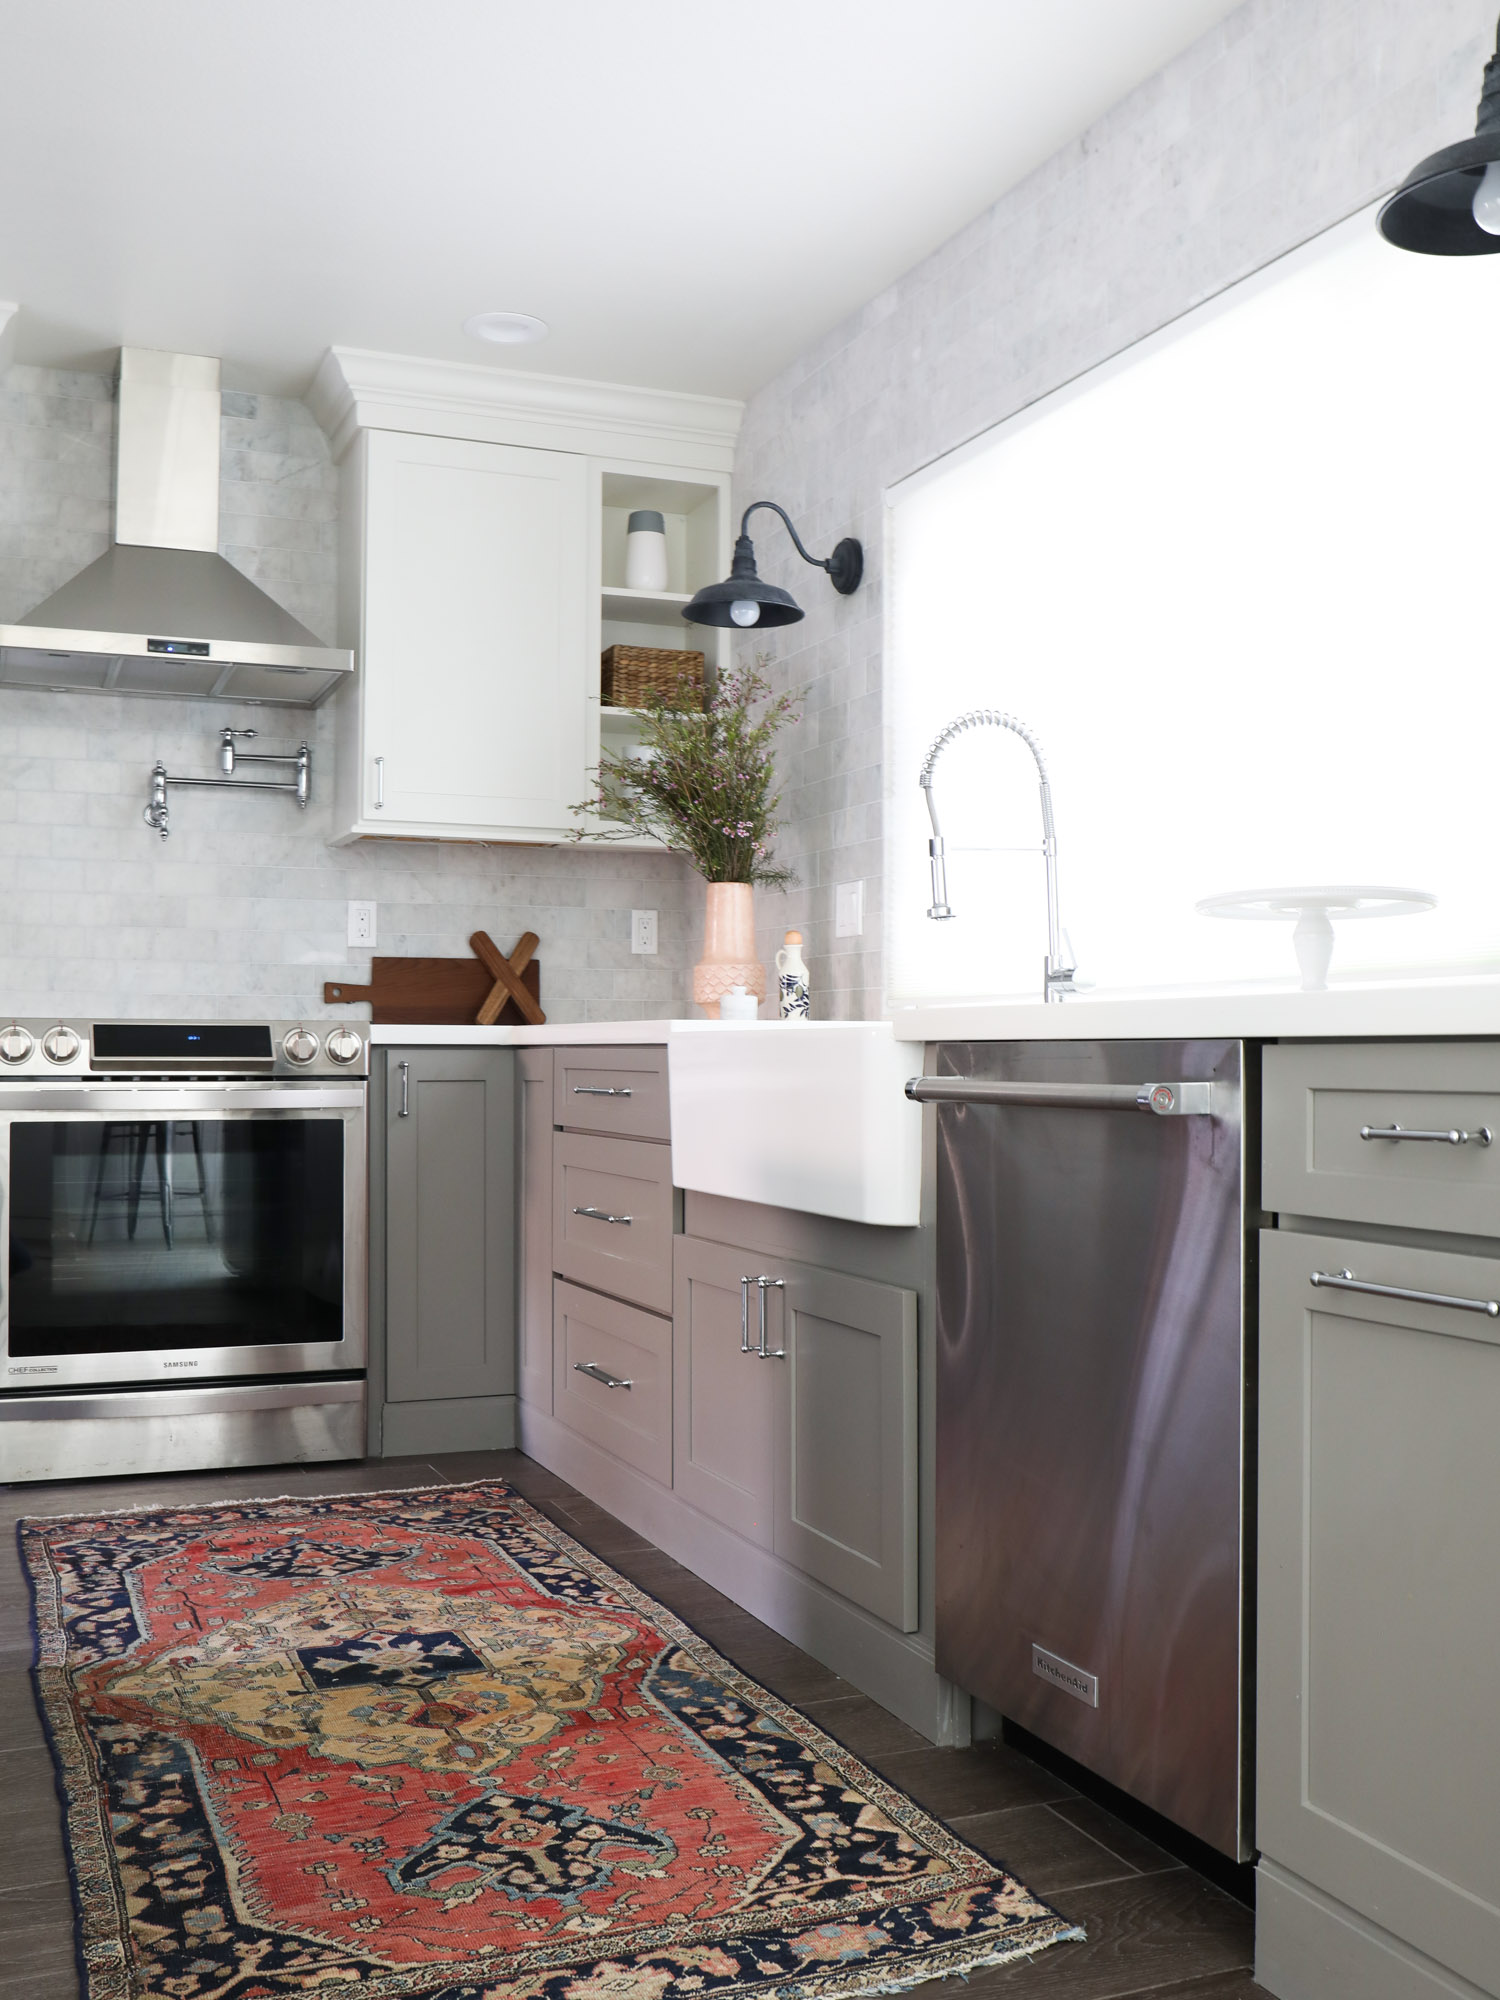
0;1020;370;1079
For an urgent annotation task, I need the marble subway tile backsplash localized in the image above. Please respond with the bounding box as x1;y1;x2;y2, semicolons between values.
0;688;696;1019
0;368;696;1022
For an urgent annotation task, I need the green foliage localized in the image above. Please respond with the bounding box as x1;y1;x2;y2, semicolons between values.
574;662;803;885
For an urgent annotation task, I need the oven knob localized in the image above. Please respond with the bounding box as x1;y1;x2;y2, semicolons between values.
283;1027;320;1065
326;1025;363;1066
0;1024;34;1063
42;1025;80;1064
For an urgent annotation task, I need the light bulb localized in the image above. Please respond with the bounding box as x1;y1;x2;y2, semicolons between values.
729;599;761;627
1474;161;1500;234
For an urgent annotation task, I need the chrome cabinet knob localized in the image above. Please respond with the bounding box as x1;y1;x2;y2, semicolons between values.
282;1027;320;1065
42;1025;80;1064
0;1024;34;1063
325;1026;362;1066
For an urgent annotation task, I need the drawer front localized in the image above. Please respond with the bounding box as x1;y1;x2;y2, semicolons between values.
1264;1041;1500;1235
553;1131;674;1313
552;1279;672;1485
554;1047;669;1140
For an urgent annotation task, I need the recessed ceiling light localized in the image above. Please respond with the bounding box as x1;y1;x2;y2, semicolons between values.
463;311;548;345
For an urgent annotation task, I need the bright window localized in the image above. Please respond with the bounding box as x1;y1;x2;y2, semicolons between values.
885;208;1500;1005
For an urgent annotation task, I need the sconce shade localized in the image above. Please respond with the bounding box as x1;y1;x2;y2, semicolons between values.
682;533;805;628
1380;18;1500;254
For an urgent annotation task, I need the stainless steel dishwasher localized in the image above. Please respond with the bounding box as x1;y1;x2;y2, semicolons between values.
911;1038;1251;1860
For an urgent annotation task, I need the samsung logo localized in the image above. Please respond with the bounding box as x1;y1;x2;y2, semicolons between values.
163;1360;199;1370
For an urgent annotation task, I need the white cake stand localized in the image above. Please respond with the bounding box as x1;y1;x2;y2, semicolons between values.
1195;885;1438;991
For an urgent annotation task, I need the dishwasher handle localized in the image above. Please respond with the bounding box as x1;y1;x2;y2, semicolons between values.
905;1076;1213;1116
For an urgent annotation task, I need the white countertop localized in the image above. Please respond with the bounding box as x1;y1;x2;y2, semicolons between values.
368;1020;677;1046
894;976;1500;1042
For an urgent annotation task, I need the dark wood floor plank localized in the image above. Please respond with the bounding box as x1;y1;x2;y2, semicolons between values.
948;1802;1147;1895
430;1447;577;1499
0;1791;71;1893
1049;1795;1182;1877
1141;1973;1271;1997
0;1969;78;2000
954;1869;1253;1998
796;1691;933;1764
873;1740;1080;1817
698;1613;855;1705
0;1669;45;1754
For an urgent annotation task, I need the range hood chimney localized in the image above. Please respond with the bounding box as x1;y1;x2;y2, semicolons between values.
0;348;352;706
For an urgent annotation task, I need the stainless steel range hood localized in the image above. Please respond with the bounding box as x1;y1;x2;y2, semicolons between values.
0;349;352;707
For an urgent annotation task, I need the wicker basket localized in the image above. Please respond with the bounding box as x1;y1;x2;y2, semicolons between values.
601;644;706;710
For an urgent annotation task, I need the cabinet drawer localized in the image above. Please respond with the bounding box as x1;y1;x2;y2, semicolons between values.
554;1047;669;1140
1264;1041;1500;1236
553;1132;674;1313
553;1279;671;1485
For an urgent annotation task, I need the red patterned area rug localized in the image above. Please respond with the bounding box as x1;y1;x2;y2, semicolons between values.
21;1479;1082;2000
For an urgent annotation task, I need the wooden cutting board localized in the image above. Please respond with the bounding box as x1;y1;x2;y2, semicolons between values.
323;956;541;1025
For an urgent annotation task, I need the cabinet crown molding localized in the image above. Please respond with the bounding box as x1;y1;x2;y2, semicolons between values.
309;346;742;470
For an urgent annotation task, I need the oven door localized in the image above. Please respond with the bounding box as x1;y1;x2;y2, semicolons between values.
1;1082;366;1390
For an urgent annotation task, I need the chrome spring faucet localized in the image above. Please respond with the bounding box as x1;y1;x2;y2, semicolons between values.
919;708;1076;1004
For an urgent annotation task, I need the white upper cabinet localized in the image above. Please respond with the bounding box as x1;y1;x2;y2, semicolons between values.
312;349;741;847
347;430;588;838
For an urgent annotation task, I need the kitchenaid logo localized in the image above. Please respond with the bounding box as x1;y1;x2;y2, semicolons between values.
163;1360;199;1369
8;1363;58;1375
1032;1643;1100;1708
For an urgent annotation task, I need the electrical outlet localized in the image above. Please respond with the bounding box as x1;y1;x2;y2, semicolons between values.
835;880;865;938
631;909;658;955
347;900;377;948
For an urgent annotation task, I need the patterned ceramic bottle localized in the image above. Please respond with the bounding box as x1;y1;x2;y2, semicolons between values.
776;930;810;1019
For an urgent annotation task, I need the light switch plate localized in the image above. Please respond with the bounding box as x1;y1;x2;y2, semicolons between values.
835;881;865;938
347;900;377;948
631;909;658;954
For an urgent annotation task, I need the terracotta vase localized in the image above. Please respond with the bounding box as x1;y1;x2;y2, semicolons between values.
692;881;767;1018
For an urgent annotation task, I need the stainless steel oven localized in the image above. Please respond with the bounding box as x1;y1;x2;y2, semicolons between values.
0;1020;369;1482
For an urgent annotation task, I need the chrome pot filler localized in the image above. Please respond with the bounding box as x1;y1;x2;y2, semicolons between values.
0;1019;369;1483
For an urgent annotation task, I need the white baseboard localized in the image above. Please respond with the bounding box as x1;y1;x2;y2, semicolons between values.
518;1404;963;1745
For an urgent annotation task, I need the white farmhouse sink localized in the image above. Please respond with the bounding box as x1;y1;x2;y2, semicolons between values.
667;1020;924;1227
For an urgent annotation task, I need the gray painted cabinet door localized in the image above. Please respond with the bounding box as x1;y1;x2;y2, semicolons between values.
672;1235;777;1546
775;1263;918;1633
384;1048;516;1404
673;1235;919;1627
1258;1227;1500;1995
517;1048;554;1409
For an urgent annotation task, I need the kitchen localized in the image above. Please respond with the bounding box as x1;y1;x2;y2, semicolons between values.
2;5;1498;2000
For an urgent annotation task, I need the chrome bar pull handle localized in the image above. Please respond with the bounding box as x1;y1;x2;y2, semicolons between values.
906;1077;1213;1116
373;755;385;810
1311;1268;1500;1318
574;1362;632;1389
1359;1123;1492;1146
756;1275;786;1358
741;1276;754;1353
573;1085;632;1097
397;1059;409;1119
572;1205;632;1226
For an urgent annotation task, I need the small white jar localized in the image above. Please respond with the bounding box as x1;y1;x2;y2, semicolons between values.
718;984;759;1021
625;509;670;592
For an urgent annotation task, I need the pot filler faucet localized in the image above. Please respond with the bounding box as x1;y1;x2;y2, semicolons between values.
920;708;1076;1004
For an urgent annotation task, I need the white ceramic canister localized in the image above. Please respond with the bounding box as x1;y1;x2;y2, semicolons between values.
718;984;759;1021
776;930;810;1019
625;509;670;592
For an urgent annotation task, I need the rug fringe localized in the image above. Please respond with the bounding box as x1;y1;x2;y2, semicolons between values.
765;1920;1087;2000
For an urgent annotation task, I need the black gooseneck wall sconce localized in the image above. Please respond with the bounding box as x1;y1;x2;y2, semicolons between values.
1381;15;1500;253
681;501;863;628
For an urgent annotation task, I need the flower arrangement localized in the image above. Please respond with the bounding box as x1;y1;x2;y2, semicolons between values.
576;662;802;886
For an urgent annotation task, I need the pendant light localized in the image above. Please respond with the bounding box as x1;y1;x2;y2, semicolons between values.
682;501;862;628
1379;15;1500;253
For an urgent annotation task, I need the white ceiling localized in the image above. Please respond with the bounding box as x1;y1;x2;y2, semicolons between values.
1;0;1246;402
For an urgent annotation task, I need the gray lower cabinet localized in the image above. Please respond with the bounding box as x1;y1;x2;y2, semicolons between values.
553;1278;672;1485
517;1049;554;1411
673;1234;919;1631
379;1047;516;1454
1257;1226;1500;2000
